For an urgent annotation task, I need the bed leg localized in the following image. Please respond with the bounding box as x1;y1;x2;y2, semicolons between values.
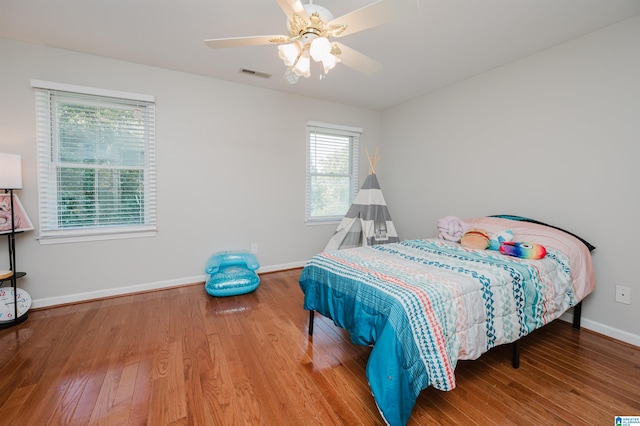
308;310;315;337
572;302;582;330
512;341;520;369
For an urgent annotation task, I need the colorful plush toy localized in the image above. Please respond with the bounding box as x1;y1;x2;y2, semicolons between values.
437;216;469;242
499;242;547;259
488;229;514;250
460;228;490;250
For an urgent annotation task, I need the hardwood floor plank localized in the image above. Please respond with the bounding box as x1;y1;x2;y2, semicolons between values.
251;311;346;424
203;332;252;425
111;363;141;423
0;383;36;423
18;300;118;425
180;290;216;426
0;269;638;425
85;298;144;425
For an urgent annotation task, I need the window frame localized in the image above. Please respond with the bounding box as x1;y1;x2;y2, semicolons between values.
305;121;361;224
31;80;157;244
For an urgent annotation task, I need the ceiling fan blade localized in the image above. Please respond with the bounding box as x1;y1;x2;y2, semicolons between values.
277;0;296;21
277;0;308;22
333;42;382;76
329;0;415;38
204;35;291;49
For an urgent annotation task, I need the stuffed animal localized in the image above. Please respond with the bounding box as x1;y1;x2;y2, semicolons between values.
460;228;490;250
488;229;514;250
437;216;469;242
499;242;547;259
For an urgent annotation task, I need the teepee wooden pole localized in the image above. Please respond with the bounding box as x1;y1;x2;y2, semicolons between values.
366;147;380;175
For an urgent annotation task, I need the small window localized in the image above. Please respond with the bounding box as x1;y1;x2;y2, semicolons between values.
32;80;156;244
306;121;361;223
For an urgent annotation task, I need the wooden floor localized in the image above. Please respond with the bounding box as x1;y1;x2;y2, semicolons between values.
0;269;638;425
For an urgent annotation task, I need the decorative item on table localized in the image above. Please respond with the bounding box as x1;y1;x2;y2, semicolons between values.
0;193;34;233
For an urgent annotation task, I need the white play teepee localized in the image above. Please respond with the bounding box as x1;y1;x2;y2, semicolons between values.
324;149;399;251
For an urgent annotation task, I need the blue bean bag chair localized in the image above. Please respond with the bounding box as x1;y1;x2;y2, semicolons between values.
205;251;260;297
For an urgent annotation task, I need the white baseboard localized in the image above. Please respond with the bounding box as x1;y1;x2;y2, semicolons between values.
257;260;307;273
560;312;640;347
30;274;207;309
30;260;307;310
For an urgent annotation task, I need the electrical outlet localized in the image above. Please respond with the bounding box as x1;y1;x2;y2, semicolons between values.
615;285;631;305
251;243;258;254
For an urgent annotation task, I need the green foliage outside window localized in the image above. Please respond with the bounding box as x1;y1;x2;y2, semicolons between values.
307;126;359;221
55;101;146;228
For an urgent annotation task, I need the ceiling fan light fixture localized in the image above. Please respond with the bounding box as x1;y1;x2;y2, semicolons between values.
205;0;396;83
309;36;331;62
278;42;301;67
321;53;340;74
293;50;311;78
303;4;334;24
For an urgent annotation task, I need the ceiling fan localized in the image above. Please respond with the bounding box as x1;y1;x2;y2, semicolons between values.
204;0;411;83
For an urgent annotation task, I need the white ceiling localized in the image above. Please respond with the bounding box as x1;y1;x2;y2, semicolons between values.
2;0;640;111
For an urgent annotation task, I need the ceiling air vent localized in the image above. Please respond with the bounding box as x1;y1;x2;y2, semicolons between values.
239;68;272;79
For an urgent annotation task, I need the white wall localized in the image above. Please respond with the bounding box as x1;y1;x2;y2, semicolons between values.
2;14;639;346
380;16;640;344
0;38;381;307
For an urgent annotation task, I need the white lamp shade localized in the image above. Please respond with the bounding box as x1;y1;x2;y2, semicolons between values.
293;51;311;78
0;153;22;189
322;53;340;74
310;37;331;62
278;43;301;67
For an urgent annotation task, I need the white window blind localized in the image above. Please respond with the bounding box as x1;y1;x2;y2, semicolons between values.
306;122;360;223
32;80;157;243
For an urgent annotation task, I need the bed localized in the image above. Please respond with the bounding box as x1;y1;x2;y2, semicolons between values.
298;216;596;425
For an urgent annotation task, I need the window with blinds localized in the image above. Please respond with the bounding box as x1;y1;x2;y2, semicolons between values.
306;122;360;223
32;80;156;244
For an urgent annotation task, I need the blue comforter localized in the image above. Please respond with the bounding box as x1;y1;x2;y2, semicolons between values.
299;238;579;425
